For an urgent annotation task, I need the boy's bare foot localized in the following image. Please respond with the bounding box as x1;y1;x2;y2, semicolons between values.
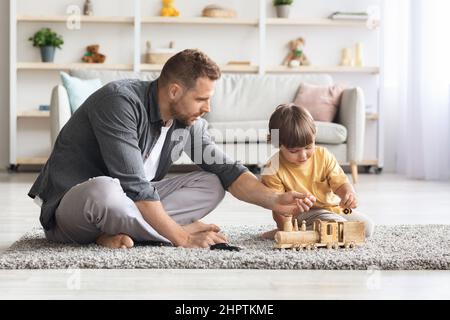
96;233;134;249
260;228;279;240
183;220;220;234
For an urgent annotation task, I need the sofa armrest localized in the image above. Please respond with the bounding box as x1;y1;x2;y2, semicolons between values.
50;85;71;147
338;87;366;163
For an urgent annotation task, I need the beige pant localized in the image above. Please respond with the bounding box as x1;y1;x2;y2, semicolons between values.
44;171;226;245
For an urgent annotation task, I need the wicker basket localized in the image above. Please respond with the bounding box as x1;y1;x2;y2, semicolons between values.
146;49;175;64
145;41;176;64
202;5;236;18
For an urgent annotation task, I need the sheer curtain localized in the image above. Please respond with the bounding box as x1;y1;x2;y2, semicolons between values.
383;0;450;180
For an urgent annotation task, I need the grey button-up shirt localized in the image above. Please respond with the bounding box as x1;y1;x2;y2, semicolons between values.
28;79;248;230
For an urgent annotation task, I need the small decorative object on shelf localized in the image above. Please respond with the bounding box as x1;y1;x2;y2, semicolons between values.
160;0;180;17
273;0;294;18
354;42;363;67
328;11;369;21
202;4;237;18
226;61;251;65
28;28;64;62
145;41;176;64
282;37;310;67
82;44;106;63
83;0;93;16
340;47;353;66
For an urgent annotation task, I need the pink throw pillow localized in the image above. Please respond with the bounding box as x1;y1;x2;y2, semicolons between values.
293;83;345;122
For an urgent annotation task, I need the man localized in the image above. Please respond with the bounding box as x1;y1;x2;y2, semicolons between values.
29;49;315;249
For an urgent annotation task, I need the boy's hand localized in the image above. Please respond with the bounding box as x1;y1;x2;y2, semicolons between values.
274;191;316;217
340;191;358;209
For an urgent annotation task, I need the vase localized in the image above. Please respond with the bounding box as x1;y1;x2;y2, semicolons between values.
276;5;291;18
40;46;55;62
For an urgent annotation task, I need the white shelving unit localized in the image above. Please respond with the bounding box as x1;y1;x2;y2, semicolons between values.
9;0;383;170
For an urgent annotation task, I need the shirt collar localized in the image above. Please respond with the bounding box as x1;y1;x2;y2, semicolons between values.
148;79;163;125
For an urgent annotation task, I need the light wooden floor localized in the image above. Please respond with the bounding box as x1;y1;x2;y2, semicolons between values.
1;171;450;299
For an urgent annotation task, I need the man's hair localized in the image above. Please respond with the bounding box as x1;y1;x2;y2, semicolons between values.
268;104;316;148
158;49;221;89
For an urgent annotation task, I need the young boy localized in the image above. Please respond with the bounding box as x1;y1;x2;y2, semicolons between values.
261;104;374;239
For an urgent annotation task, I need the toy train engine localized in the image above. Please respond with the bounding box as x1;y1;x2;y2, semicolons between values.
274;219;365;250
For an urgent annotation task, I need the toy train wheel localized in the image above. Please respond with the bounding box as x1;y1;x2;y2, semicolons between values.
349;242;356;249
326;243;332;250
305;244;312;250
343;208;352;215
332;243;339;249
344;242;350;249
312;243;318;250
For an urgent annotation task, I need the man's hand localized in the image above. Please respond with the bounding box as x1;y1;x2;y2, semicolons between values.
228;172;316;217
273;191;316;217
183;231;228;248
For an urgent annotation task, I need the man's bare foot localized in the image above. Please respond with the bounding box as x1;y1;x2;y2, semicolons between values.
183;221;220;234
96;233;134;249
260;228;279;240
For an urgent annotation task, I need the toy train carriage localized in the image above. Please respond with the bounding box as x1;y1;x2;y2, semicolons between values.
274;219;365;250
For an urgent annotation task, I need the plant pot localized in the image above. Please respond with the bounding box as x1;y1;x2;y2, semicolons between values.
40;46;55;62
276;5;291;18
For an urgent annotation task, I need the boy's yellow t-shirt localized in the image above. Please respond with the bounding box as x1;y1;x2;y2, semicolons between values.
261;146;349;214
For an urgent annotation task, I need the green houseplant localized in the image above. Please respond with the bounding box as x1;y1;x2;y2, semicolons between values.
273;0;294;18
28;28;64;62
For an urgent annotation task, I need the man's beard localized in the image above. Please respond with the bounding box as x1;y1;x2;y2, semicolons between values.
169;102;193;127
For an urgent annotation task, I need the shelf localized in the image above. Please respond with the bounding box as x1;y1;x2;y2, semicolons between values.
17;15;379;28
17;15;134;24
267;66;380;74
17;110;49;118
266;18;379;29
141;16;258;26
16;157;48;166
17;62;134;71
140;64;259;73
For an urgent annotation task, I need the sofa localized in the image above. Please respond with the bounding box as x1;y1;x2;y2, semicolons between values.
50;70;365;183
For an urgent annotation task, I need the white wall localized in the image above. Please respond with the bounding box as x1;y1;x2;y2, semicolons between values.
6;0;390;170
0;0;10;170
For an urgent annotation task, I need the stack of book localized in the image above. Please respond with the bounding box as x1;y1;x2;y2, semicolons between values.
329;12;369;21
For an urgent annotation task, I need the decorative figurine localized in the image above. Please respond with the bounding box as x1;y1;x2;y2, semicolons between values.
161;0;180;17
282;37;310;67
82;44;106;63
83;0;93;16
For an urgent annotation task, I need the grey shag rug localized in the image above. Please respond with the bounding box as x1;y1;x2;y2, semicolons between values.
0;225;449;270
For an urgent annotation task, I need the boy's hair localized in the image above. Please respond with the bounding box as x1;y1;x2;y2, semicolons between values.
158;49;221;89
268;104;316;148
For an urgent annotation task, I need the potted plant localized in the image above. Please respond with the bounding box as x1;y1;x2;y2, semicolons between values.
274;0;294;18
28;28;64;62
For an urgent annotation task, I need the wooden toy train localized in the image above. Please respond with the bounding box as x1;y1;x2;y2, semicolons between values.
274;215;365;250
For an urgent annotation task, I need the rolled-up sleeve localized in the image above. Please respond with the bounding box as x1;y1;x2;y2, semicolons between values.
88;94;160;201
184;118;248;190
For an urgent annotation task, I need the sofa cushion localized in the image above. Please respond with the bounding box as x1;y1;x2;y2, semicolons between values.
315;121;347;144
69;69;159;84
60;72;102;113
208;120;346;145
293;83;344;122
